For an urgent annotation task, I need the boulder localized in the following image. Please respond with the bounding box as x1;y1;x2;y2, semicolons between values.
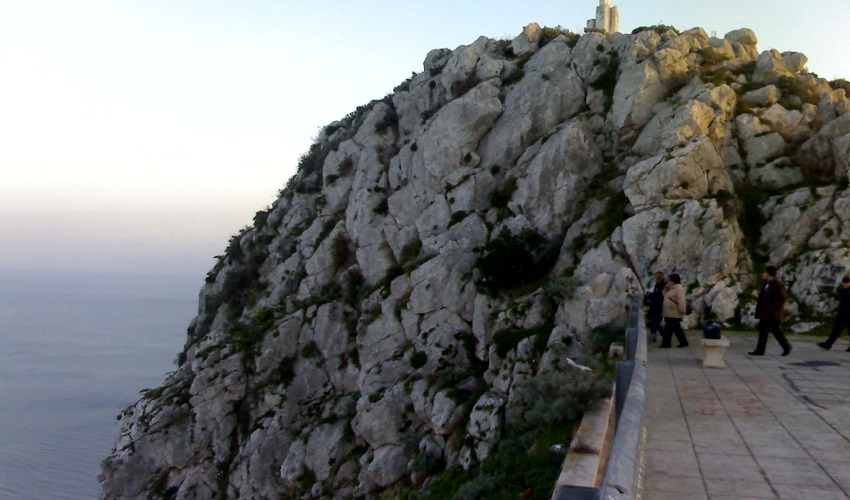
358;445;410;492
610;59;668;130
706;36;735;60
467;392;505;462
761;104;809;142
633;100;715;156
741;85;780;107
511;23;542;57
753;49;796;84
744;132;786;168
723;28;759;61
781;51;808;72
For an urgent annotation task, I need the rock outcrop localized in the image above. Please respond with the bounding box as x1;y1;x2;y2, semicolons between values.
100;23;850;499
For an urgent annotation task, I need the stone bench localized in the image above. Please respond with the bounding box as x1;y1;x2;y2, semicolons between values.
700;336;730;368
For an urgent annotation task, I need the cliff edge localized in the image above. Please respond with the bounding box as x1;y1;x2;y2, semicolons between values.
100;23;850;499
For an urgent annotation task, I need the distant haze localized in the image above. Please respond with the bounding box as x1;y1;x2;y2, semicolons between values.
2;0;847;276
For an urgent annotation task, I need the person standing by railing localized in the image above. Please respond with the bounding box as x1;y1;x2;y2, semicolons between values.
644;271;666;343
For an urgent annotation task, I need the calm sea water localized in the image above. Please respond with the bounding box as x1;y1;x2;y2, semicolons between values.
0;270;200;500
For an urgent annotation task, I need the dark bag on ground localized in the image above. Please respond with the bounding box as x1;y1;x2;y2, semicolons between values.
702;321;721;339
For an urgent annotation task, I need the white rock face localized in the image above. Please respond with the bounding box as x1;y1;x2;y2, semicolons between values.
101;24;850;499
510;119;604;233
479;38;585;169
624;137;732;211
754;49;796;83
467;392;505;462
741;85;780;107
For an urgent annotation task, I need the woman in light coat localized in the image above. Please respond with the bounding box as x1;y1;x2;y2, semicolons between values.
659;273;689;348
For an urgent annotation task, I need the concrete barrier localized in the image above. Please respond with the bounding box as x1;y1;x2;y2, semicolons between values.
552;294;648;500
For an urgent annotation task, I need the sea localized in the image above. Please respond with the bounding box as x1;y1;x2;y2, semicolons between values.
0;270;200;500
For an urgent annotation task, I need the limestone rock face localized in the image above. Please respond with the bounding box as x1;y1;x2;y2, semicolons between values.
101;24;850;499
624;137;732;211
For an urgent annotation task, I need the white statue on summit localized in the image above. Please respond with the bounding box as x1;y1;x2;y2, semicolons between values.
586;0;619;34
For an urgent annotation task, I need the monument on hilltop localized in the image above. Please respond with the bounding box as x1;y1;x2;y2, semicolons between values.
586;0;619;34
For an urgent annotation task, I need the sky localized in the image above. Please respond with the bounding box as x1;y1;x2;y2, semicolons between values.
1;0;848;277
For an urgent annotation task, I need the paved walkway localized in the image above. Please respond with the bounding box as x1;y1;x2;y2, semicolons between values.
643;331;850;499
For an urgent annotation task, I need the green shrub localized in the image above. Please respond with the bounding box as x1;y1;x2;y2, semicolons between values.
588;324;625;355
373;198;389;215
596;191;629;243
700;47;731;66
331;233;353;270
410;453;444;476
488;176;518;209
448;211;469;227
736;186;769;257
253;210;269;231
302;341;321;359
503;57;530;87
374;104;398;135
400;239;422;264
410;351;428;369
451;74;478;97
492;322;551;358
777;76;817;109
539;26;579;48
274;357;296;385
666;69;696;98
590;52;620;113
452;474;501;500
338;156;354;176
228;307;276;353
474;228;558;295
732;61;758;80
423;363;612;498
547;275;580;302
830;79;850;94
225;233;244;261
631;24;679;35
205;257;225;284
506;369;612;432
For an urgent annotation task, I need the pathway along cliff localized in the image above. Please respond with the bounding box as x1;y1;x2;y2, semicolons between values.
99;23;850;499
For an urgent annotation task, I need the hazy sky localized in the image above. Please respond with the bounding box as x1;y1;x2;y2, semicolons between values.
2;1;848;277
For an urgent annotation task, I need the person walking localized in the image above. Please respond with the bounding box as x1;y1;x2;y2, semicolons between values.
749;265;792;356
645;272;667;343
817;276;850;351
659;273;688;348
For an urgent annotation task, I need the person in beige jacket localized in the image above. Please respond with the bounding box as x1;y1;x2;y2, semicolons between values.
659;273;689;348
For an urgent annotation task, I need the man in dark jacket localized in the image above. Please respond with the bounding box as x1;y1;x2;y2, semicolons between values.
817;276;850;351
749;265;792;356
645;272;666;343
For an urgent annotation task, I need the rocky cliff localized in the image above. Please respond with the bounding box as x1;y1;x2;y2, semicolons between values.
100;23;850;499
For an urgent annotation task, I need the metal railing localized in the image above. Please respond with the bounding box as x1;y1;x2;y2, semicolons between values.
553;294;648;499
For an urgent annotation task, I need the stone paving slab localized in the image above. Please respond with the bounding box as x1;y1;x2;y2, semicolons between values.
642;331;850;499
